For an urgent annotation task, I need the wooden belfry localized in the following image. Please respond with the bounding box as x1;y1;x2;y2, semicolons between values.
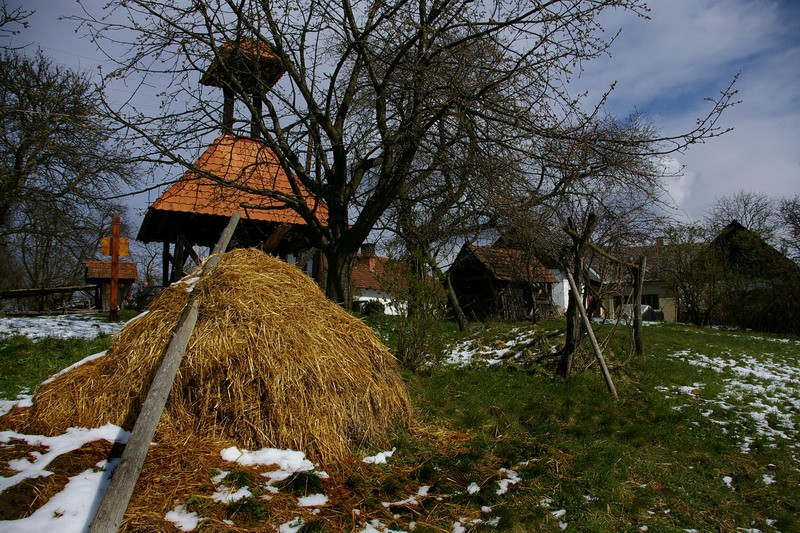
136;38;325;286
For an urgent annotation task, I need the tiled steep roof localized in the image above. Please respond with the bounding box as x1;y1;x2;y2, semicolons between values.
85;261;138;281
468;245;558;283
351;255;407;292
150;135;326;225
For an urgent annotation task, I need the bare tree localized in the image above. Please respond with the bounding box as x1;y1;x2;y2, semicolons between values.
0;48;137;298
74;0;737;308
779;195;800;261
0;2;31;40
705;190;778;243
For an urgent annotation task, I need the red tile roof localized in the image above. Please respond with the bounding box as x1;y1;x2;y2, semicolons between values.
85;261;138;281
352;255;408;292
150;135;326;225
468;245;557;283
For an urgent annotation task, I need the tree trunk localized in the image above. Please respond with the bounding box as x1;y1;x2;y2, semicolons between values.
557;259;583;378
632;256;646;355
557;213;597;379
446;272;470;331
324;248;355;309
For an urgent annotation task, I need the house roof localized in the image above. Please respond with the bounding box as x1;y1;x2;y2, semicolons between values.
85;261;138;282
462;244;558;283
200;38;285;89
351;254;407;293
615;244;679;282
137;135;327;246
711;220;800;277
149;135;324;224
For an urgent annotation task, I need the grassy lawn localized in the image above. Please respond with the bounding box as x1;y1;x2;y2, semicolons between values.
0;311;135;399
1;315;797;531
378;319;800;532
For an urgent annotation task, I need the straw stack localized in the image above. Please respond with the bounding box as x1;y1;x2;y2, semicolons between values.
5;248;412;465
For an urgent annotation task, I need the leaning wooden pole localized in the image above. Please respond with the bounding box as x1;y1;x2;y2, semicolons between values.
565;270;618;400
632;256;647;356
89;213;240;533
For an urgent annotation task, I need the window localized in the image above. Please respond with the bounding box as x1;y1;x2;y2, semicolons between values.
642;294;660;309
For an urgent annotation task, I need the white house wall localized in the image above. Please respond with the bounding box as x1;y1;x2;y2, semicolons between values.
354;288;405;315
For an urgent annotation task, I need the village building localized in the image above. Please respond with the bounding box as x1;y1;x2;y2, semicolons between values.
350;244;406;315
448;243;559;321
136;39;326;286
605;242;679;322
84;260;138;311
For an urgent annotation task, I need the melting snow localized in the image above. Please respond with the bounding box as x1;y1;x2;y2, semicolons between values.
363;447;396;464
0;424;130;493
0;315;126;340
662;348;800;453
165;504;202;531
298;493;328;507
496;468;521;495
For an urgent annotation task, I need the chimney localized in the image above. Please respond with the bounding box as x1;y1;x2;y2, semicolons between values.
361;243;376;257
361;243;377;270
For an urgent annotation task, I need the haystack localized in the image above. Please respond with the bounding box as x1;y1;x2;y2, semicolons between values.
6;248;413;465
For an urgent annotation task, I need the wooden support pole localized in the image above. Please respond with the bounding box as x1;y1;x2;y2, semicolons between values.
250;93;262;138
110;216;120;319
89;213;240;533
162;242;170;287
632;256;647;356
565;270;618;399
177;235;201;266
222;87;234;135
261;223;291;254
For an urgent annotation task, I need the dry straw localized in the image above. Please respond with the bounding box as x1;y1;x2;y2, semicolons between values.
5;248;413;466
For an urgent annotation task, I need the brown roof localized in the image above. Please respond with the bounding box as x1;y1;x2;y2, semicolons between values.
150;135;326;225
200;38;285;89
467;244;558;283
85;261;138;281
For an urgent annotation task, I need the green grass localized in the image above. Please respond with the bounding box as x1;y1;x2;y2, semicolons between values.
0;334;113;399
1;315;798;531
392;320;800;531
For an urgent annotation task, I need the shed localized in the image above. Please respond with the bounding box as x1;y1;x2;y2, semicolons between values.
449;243;558;321
84;261;138;311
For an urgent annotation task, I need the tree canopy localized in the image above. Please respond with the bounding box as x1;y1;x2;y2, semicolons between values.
76;0;737;306
0;47;137;299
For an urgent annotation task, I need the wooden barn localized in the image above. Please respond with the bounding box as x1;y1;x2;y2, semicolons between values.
84;260;138;311
449;243;558;321
137;39;326;286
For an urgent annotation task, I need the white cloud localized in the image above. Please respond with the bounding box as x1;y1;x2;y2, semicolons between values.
572;0;800;220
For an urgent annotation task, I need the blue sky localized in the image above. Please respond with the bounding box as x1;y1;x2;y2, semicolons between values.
4;0;799;225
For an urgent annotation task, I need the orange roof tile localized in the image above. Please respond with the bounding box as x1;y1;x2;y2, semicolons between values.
85;261;138;281
151;135;326;225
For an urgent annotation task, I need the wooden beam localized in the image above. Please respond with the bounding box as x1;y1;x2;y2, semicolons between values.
110;216;120;320
261;223;291;254
565;270;618;399
1;285;97;299
177;234;201;266
89;213;240;533
162;242;171;287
